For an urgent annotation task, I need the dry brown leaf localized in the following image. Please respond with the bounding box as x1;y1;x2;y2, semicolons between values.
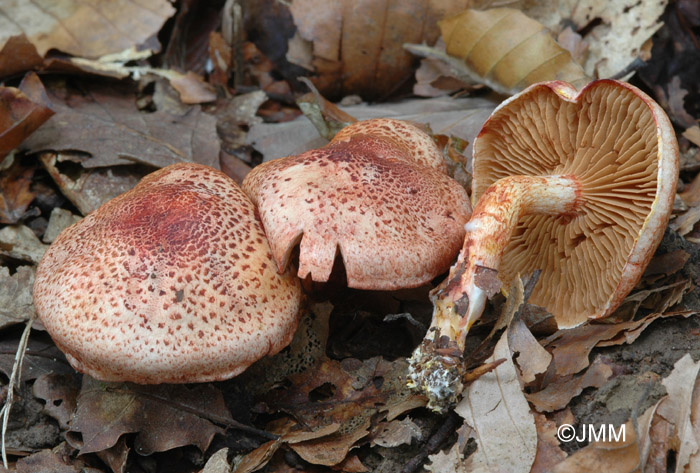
440;8;589;95
683;126;700;148
0;265;35;330
657;354;700;473
688;372;700;472
524;0;667;79
21;79;219;170
546;310;695;377
289;424;369;467
0;335;73;381
370;418;422;448
202;448;231;473
453;331;537;473
0;224;48;263
508;318;551;384
42;208;82;244
247;95;497;164
32;373;80;430
530;413;567;472
287;0;470;99
0;79;54;160
526;357;614;412
70;376;234;455
38;152;151;216
0;0;175;76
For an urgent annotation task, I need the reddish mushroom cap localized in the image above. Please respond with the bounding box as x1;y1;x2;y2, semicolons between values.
243;119;471;290
33;163;302;384
330;118;448;172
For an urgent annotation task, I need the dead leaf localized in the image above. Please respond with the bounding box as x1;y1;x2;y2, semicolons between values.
508;318;552;384
70;376;234;455
287;0;471;99
0;80;54;159
42;208;82;243
289;424;369;467
0;335;73;381
14;448;82;473
370;418;422;448
657;354;700;472
296;77;357;140
247;95;497;164
527;357;614;412
0;224;48;263
454;331;538;473
202;448;231;473
440;8;589;95
530;413;567;472
0;265;35;330
545;310;695;377
0;157;38;224
169;71;218;104
683;126;700;148
32;373;81;430
21;79;219;170
524;0;668;80
0;0;175;75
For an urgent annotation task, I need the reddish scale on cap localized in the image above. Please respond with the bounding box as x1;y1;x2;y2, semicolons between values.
330;118;448;173
33;163;302;384
243;126;471;290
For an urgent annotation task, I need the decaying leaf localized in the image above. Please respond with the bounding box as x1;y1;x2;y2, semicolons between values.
247;95;496;164
42;208;82;244
38;152;152;216
0;79;54;159
21;79;219;170
287;0;471;99
0;335;73;382
0;0;176;76
508;318;552;384
370;418;423;448
70;377;234;455
0;265;35;330
0;224;48;263
526;357;614;412
530;413;567;472
657;354;700;472
545;309;695;378
0;157;38;224
439;8;589;95
32;373;81;430
453;331;538;473
524;0;667;79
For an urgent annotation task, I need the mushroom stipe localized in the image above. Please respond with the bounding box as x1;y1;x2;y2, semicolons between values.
408;79;680;412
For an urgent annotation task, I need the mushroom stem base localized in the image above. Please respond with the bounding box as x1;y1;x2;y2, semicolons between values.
409;174;583;409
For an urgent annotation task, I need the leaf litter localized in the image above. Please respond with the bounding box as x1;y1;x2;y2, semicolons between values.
0;1;699;472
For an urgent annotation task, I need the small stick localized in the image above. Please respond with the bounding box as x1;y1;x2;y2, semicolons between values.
1;314;36;468
401;411;462;473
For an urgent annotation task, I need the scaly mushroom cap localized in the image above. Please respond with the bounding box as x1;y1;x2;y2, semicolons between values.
33;163;302;384
330;118;448;172
473;80;679;327
243;120;471;290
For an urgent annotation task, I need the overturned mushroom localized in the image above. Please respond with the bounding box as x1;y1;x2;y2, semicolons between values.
33;163;302;384
243;118;472;290
408;80;680;410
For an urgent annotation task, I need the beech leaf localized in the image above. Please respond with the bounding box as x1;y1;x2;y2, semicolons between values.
440;8;590;95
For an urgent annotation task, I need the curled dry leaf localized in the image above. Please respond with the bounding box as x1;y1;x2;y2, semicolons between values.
0;78;54;159
439;8;589;95
0;0;175;77
530;413;567;473
70;376;234;455
0;224;48;263
287;0;471;99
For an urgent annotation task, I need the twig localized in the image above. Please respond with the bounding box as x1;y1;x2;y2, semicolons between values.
1;313;36;468
401;411;462;473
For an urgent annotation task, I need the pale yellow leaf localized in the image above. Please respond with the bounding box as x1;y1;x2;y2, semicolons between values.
453;331;537;472
440;8;590;95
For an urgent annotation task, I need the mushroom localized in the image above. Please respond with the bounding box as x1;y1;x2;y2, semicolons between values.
408;79;680;410
33;163;302;384
242;118;472;290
